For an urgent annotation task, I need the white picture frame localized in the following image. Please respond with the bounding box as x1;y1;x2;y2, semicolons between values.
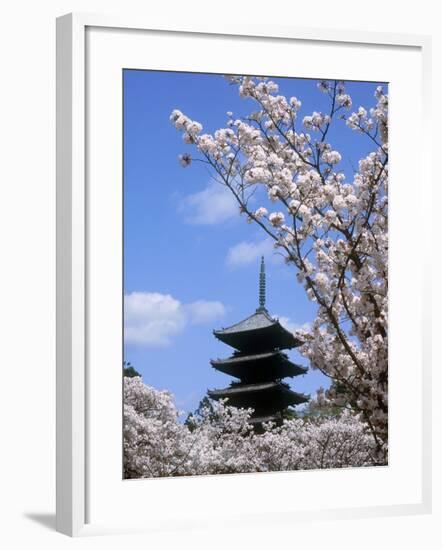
56;12;432;537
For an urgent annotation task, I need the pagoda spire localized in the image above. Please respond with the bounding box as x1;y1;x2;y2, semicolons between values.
258;256;266;311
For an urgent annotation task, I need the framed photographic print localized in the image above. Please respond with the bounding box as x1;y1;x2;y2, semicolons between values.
56;13;432;536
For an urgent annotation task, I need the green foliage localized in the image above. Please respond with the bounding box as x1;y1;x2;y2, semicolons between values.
123;361;141;378
185;396;217;432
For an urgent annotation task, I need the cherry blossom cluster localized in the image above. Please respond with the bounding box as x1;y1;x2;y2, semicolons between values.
124;377;381;478
171;77;389;457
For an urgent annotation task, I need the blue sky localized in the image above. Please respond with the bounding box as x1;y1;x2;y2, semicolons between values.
123;70;386;415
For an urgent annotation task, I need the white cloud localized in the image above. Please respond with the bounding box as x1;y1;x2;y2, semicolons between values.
124;292;226;347
226;238;276;268
276;315;311;334
124;292;186;347
180;181;238;225
185;300;226;324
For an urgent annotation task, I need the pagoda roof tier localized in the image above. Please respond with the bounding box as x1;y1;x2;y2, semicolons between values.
210;351;307;381
213;308;302;353
208;381;309;411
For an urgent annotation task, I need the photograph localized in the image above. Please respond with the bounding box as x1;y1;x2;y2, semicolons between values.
122;71;389;479
0;0;435;544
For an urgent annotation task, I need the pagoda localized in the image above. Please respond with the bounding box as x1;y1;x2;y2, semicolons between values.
208;257;309;427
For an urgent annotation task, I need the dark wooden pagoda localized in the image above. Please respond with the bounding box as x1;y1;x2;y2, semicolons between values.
208;257;309;427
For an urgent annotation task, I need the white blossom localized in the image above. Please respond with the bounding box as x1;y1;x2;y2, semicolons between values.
332;195;346;210
337;94;352;108
322;150;342;165
178;153;192;167
124;377;382;478
269;211;285;227
254;207;268;219
289;96;302;110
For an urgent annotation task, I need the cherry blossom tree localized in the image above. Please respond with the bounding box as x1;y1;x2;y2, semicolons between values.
170;77;388;461
124;374;194;478
124;376;378;478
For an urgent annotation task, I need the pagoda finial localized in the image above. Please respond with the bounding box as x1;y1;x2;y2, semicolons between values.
258;256;266;310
